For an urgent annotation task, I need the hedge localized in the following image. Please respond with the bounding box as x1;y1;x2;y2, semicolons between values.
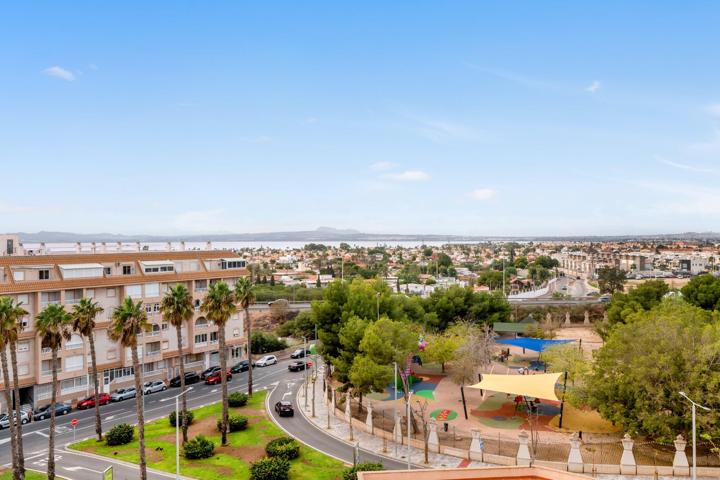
342;462;384;480
169;410;195;427
217;414;249;433
265;437;300;461
184;435;215;459
106;423;134;446
249;456;290;480
228;392;249;407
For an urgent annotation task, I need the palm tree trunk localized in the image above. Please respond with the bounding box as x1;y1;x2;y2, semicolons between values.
88;333;102;441
245;307;253;396
132;345;147;480
48;349;58;480
10;343;25;479
175;325;188;443
0;346;19;480
219;325;228;445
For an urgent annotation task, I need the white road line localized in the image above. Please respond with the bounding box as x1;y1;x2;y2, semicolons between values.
34;431;49;438
64;465;102;474
105;415;115;421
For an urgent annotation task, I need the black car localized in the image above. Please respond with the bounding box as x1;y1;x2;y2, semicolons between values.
290;348;311;359
274;401;294;417
33;402;71;421
231;360;250;373
200;366;221;380
170;371;200;387
288;361;311;372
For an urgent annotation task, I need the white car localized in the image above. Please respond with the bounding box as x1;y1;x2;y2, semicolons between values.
142;380;167;395
0;411;29;429
255;355;278;367
111;387;137;402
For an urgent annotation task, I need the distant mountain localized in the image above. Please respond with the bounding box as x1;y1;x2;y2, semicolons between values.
13;228;720;244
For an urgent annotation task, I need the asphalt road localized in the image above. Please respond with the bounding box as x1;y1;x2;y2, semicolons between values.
0;359;309;480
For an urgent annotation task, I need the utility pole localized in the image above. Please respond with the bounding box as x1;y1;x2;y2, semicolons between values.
679;391;711;480
304;336;309;410
406;390;413;470
394;362;398;458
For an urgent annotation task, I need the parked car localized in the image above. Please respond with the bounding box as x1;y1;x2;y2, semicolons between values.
200;366;222;380
231;360;251;373
110;387;137;402
288;361;313;372
142;380;167;395
170;371;200;387
290;348;311;359
0;411;29;429
205;370;232;385
274;401;294;417
255;355;278;367
77;393;111;410
33;403;71;421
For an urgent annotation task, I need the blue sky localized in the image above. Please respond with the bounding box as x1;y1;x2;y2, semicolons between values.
2;2;719;236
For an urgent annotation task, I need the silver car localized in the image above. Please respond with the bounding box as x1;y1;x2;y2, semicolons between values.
142;380;167;395
0;411;29;429
255;355;278;367
110;387;136;402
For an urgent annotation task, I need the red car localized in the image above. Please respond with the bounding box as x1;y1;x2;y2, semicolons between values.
204;370;232;385
77;393;111;410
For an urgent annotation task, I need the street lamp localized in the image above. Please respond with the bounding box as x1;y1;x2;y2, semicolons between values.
679;391;711;480
169;387;193;479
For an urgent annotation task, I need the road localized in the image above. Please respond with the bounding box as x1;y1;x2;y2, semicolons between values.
0;359;319;479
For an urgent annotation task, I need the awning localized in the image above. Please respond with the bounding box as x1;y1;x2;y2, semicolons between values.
496;337;573;352
468;372;563;401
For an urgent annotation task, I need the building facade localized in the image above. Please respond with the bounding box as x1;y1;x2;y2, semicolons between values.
0;249;249;411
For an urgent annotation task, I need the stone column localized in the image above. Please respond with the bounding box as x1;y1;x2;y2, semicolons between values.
344;392;352;423
672;434;690;477
583;311;590;325
564;312;571;325
331;389;336;415
469;429;484;461
365;402;373;431
516;430;532;466
567;432;584;473
427;419;440;453
393;412;402;444
620;433;636;475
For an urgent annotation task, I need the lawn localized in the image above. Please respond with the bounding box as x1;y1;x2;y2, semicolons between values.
0;470;59;480
70;391;346;480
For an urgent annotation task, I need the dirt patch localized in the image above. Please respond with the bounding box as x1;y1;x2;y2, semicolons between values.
216;444;266;462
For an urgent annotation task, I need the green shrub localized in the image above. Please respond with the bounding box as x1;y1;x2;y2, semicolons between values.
342;462;384;480
217;414;248;433
183;435;215;459
106;423;134;446
169;410;195;427
228;391;249;407
250;456;290;480
251;332;288;354
265;437;300;460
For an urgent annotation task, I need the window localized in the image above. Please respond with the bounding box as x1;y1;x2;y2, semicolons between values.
39;269;50;280
85;289;95;298
65;289;83;304
162;341;169;350
65;334;84;349
122;265;133;275
194;333;207;344
17;364;29;376
41;291;60;306
184;353;203;364
126;285;142;298
106;287;116;297
231;346;244;359
210;331;218;344
41;359;61;375
17;341;29;352
36;383;53;400
60;375;87;393
161;323;169;331
194;280;207;291
104;267;112;276
65;355;84;372
13;271;25;281
154;303;161;313
195;317;208;327
16;294;29;305
145;283;160;297
233;328;240;337
193;299;201;311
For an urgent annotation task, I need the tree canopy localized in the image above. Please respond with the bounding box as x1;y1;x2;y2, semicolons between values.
597;267;627;294
681;274;720;311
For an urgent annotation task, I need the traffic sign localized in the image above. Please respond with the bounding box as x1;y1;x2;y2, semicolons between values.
70;418;78;427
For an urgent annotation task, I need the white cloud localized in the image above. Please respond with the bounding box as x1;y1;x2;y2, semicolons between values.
706;103;720;117
658;157;715;173
381;170;431;182
585;80;601;94
370;161;397;172
43;66;75;81
467;188;496;201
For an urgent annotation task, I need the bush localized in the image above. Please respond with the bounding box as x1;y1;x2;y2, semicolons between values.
251;332;288;354
106;423;134;446
250;456;290;480
169;410;195;427
265;437;300;460
342;462;384;480
217;414;248;433
184;435;215;459
228;391;249;407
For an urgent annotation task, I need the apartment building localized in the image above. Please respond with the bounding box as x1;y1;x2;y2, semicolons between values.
0;250;249;411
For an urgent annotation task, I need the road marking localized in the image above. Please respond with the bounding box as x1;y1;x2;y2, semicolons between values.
105;415;115;421
34;431;49;438
211;388;218;393
64;465;102;474
282;392;292;398
0;438;9;445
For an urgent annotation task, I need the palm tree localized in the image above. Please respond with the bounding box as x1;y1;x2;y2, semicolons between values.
71;298;104;441
110;297;150;480
160;284;193;443
201;281;236;446
35;304;73;480
0;297;20;480
234;278;255;396
9;298;28;480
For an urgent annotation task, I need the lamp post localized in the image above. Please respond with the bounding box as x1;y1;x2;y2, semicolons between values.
171;387;193;479
679;391;711;480
406;390;412;470
393;361;398;457
304;336;309;410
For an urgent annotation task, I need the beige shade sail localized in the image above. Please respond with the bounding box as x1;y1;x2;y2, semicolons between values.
468;372;563;402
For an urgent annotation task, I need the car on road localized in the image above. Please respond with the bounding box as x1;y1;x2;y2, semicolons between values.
143;380;167;395
599;296;611;303
290;348;311;359
255;355;278;367
0;411;29;429
205;370;232;385
274;401;294;417
33;402;71;421
231;360;252;373
77;393;111;410
288;360;312;372
200;366;222;380
110;387;137;402
170;371;201;387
